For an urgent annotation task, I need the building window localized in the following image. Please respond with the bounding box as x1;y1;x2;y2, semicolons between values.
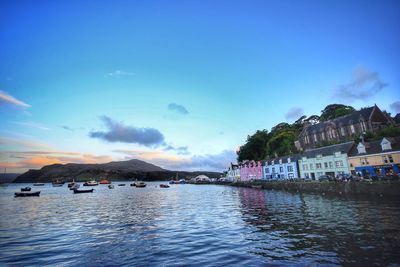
265;168;269;173
324;162;328;168
334;152;341;157
361;158;367;165
303;164;308;171
309;164;314;170
321;132;325;140
389;155;394;163
287;166;293;172
287;158;291;163
317;172;323;178
329;162;333;168
313;133;317;142
272;167;275;173
335;160;343;167
341;127;345;136
280;167;284;173
288;173;294;179
316;163;322;169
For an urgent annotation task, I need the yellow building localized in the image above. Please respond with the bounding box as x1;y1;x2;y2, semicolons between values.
348;137;400;176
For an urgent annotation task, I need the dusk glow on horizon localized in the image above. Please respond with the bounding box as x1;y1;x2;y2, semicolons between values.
1;0;399;173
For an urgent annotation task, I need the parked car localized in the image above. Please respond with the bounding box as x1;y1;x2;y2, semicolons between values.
318;175;332;181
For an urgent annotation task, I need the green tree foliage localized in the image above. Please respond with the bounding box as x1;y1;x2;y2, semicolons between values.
237;130;269;162
319;104;355;122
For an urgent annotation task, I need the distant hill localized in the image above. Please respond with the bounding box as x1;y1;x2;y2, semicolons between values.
0;173;21;184
13;159;221;183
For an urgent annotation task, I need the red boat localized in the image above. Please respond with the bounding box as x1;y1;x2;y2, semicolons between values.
99;180;111;184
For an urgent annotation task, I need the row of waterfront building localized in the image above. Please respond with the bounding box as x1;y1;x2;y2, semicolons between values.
224;137;400;181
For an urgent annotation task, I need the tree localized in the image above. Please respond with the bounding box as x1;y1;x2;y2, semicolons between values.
319;104;355;122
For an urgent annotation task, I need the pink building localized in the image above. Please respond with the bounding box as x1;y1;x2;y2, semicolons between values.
239;160;263;181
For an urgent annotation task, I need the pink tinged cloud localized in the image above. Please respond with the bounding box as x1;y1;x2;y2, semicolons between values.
0;91;30;108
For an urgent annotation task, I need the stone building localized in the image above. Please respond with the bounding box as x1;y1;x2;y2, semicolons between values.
295;105;393;151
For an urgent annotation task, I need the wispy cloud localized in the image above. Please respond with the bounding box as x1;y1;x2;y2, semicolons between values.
167;103;189;115
390;101;400;114
105;70;136;77
163;145;190;155
90;116;165;147
285;107;304;121
332;65;387;103
0;91;30;108
114;149;236;172
14;121;51;131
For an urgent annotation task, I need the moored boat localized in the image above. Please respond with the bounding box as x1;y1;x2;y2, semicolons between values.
99;179;111;184
33;183;45;186
69;184;80;190
15;191;40;197
73;188;94;194
118;184;126;186
21;187;31;192
83;180;98;186
108;184;114;189
52;179;65;187
135;181;146;188
160;184;170;188
67;179;77;188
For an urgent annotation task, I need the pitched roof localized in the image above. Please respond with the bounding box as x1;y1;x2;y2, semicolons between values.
264;154;302;165
301;141;355;158
301;106;375;134
349;137;400;156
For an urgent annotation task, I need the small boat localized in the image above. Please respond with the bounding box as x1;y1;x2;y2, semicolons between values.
130;183;136;187
118;184;126;186
169;180;176;184
21;187;31;192
15;191;40;197
69;184;80;190
73;188;94;194
83;180;98;186
52;180;65;187
160;184;170;188
179;179;186;184
135;181;146;188
67;179;77;188
99;179;111;184
108;184;114;189
33;183;45;186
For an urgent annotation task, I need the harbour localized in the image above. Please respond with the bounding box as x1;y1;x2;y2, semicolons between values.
1;182;399;266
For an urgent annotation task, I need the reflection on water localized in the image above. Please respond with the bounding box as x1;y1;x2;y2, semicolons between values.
0;183;399;266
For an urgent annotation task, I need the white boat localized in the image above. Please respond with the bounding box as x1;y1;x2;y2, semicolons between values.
135;181;146;188
83;180;98;186
69;184;80;190
108;184;114;189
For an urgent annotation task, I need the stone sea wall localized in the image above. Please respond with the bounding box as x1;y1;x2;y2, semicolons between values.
227;180;400;197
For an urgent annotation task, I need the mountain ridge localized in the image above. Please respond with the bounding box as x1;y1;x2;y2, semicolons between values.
13;158;220;182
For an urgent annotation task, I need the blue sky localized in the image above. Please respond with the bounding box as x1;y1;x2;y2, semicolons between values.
1;0;399;173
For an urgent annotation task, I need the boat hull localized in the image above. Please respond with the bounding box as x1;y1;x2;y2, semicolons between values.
15;191;40;197
73;189;94;194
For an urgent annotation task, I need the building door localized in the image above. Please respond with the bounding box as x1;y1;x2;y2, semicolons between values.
311;173;315;180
